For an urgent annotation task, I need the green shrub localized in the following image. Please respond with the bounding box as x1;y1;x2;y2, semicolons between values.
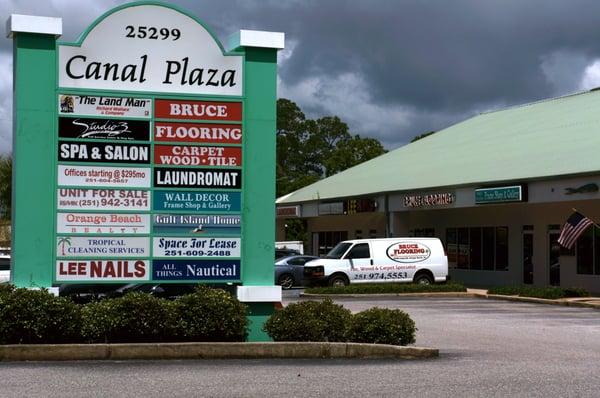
81;292;179;343
264;298;351;342
0;286;82;344
305;282;466;295
175;286;248;342
347;307;416;346
488;285;589;299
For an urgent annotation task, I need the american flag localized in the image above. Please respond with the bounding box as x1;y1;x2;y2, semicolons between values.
557;211;594;249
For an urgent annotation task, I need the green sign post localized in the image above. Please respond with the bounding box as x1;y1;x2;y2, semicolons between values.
9;2;284;341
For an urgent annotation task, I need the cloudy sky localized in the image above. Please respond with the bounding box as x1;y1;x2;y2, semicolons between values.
3;0;600;153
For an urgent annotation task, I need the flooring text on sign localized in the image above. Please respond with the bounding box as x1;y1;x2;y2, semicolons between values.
154;122;242;144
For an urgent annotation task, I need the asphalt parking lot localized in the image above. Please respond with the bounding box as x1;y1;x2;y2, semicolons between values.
0;296;598;397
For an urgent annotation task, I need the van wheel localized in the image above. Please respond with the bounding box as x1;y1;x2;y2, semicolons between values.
414;273;434;285
277;274;295;290
328;274;349;287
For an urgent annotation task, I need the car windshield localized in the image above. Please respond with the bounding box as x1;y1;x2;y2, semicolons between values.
325;242;352;259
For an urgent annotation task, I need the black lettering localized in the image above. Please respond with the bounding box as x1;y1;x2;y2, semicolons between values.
66;55;86;79
206;69;219;86
163;60;180;84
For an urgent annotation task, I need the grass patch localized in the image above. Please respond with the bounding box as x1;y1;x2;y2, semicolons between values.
304;282;467;295
487;285;589;300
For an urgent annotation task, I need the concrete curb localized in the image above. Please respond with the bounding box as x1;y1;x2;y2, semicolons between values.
474;293;600;310
301;292;474;299
300;291;600;310
0;342;438;362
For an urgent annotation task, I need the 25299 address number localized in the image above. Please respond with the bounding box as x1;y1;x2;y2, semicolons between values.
125;26;181;40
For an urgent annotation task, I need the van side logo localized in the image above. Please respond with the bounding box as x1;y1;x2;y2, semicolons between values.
386;242;431;263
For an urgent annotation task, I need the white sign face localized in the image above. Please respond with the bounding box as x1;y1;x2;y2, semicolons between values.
386;242;431;263
57;236;150;258
153;237;240;258
58;5;242;96
57;165;151;188
57;212;150;234
58;94;151;118
57;189;151;211
56;259;150;281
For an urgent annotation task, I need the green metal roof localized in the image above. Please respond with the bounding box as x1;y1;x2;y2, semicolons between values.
277;89;600;204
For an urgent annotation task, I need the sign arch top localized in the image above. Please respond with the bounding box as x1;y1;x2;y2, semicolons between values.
58;2;243;96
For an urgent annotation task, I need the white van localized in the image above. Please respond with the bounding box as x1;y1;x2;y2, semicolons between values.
303;238;448;287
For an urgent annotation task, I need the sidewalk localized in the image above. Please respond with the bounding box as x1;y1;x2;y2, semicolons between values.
468;288;600;310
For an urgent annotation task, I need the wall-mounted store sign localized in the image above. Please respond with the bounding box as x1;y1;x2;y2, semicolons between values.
58;6;243;96
154;145;241;166
58;142;150;164
475;185;524;204
318;202;344;215
153;190;240;212
56;259;150;281
154;122;242;144
58;117;150;141
276;205;300;218
153;237;240;257
57;236;150;257
153;214;241;234
59;94;151;118
57;189;150;211
153;259;240;280
57;212;150;234
403;192;454;208
58;165;151;187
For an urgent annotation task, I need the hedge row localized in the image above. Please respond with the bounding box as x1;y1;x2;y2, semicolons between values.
487;285;589;300
0;284;248;344
0;285;417;346
304;282;467;295
264;299;416;346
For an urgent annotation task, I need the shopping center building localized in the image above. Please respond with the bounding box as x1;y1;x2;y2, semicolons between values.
276;89;600;293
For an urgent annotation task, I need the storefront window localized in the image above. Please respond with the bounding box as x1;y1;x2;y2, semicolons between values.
317;231;348;257
446;228;457;268
469;227;481;269
495;227;509;271
482;227;495;270
445;226;509;271
577;227;595;275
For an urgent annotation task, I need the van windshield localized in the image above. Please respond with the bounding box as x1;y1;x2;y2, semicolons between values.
325;242;352;259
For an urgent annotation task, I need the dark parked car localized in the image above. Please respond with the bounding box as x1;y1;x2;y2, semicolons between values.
275;255;318;289
275;248;301;259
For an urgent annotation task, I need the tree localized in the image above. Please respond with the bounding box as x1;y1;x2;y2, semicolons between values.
276;99;387;197
410;131;436;143
0;155;11;219
324;135;386;177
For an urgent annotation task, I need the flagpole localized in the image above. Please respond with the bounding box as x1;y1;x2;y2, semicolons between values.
571;208;600;229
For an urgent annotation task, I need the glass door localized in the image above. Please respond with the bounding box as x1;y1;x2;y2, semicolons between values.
523;232;533;284
548;231;561;286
